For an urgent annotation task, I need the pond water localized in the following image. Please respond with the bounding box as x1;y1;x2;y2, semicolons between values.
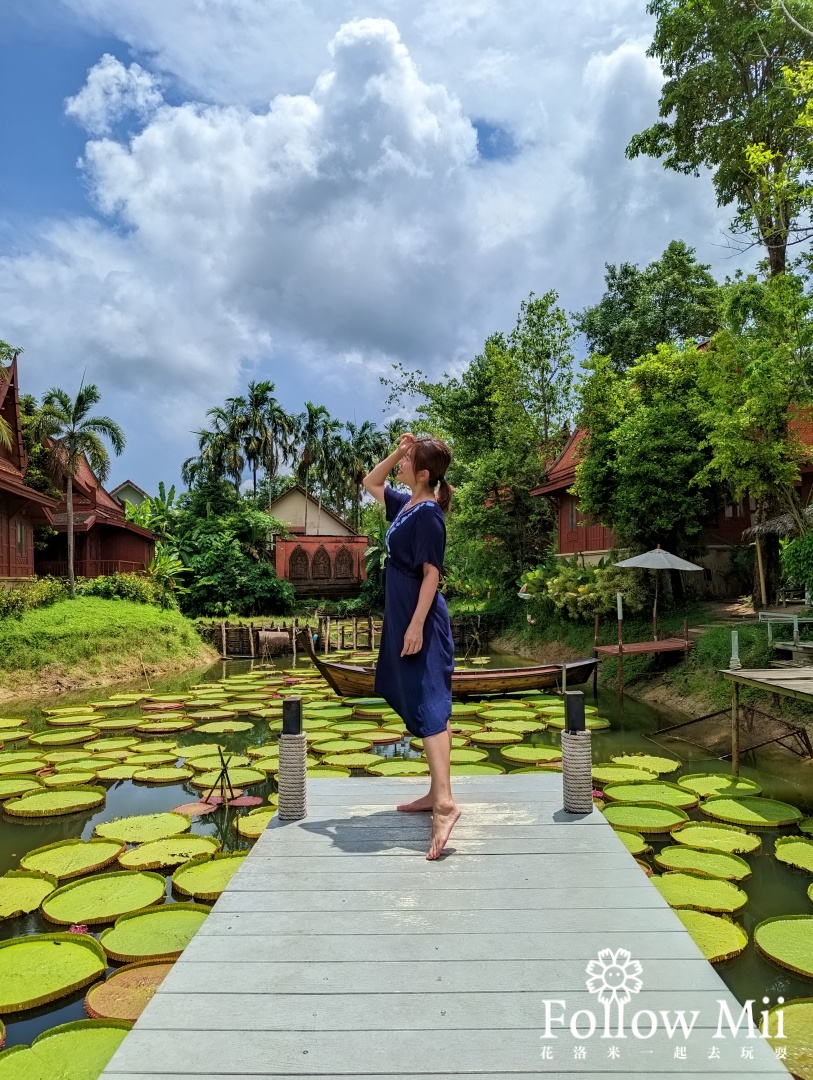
1;652;812;1053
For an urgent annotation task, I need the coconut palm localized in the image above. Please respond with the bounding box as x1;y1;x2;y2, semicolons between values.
344;420;387;529
36;384;125;597
294;403;335;534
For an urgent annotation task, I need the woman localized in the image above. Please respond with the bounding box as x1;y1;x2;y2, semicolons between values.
363;432;460;860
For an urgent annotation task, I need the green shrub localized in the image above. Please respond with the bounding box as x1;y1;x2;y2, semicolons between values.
0;576;68;620
75;573;161;605
181;535;295;617
519;554;649;621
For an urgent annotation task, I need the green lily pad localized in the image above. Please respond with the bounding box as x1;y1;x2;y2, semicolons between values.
476;707;533;721
800;817;813;836
95;811;191;844
603;780;699;810
449;720;487;734
0;870;57;920
96;765;143;781
615;830;648;855
610;753;681;774
592;764;657;784
350;729;403;745
42;705;96;716
0;1018;132;1078
85;961;174;1022
450;702;482;717
4;786;106;818
21;838;125;880
0;759;42;776
0;775;43;800
468;729;524;746
100;903;211;961
41;771;97;788
42;870;167;925
194;720;253;734
701;795;803;828
443;747;488;764
311;738;375;754
450;763;506;775
172;852;247;900
136;719;195;734
45;712;104;727
89;717;139;732
90;738;140;752
754;915;813;977
775;836;813;873
499;744;563;765
602;801;690;834
234;807;277;839
677;773;762;798
187;753;251;772
191;767;265;789
28;729;98;747
321;752;382;769
652;871;747;914
133;766;195;784
252;757;280;774
654;845;751;881
490;718;549;735
0;717;29;729
759;997;813;1080
177;743;223;759
366;759;431;776
675;910;749;963
119;836;220;870
307;706;354;722
670;820;761;854
0;933;108;1012
124;752;177;767
308;765;351;777
0;750;42;766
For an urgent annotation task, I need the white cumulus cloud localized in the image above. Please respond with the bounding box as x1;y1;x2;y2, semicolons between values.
65;53;163;135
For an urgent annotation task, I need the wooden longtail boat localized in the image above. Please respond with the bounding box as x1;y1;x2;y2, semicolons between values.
297;630;598;698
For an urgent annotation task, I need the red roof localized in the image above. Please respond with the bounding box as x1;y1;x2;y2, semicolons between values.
0;360;57;516
530;430;587;497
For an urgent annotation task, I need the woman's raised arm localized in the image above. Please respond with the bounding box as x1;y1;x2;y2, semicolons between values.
362;433;415;506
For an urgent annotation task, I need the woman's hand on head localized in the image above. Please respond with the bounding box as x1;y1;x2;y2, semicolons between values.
396;432;415;457
401;621;424;657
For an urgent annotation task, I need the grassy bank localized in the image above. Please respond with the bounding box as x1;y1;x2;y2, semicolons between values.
495;604;813;731
0;597;217;701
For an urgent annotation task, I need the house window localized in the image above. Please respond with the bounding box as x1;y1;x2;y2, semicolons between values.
15;520;26;558
567;499;579;531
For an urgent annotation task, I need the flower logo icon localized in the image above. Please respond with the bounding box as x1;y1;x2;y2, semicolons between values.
585;948;643;1036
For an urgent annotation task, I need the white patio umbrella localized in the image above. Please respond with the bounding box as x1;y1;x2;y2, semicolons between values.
615;545;703;639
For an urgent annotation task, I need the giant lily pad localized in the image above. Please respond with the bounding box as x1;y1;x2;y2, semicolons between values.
308;766;351;777
194;720;252;734
477;708;533;722
42;706;96;717
610;752;680;774
95;811;191;844
28;729;98;747
321;752;382;769
46;712;104;728
0;1018;132;1078
42;771;97;789
653;845;751;881
602;801;689;834
602;780;699;810
754;915;813;977
187;753;251;772
0;717;29;730
760;998;813;1080
124;752;177;767
489;719;548;734
21;838;126;880
775;836;813;873
366;759;431;776
191;767;265;789
670;820;761;854
0;933;108;1012
468;730;524;746
701;795;802;828
0;775;43;800
177;743;222;759
87;737;139;752
543;714;611;730
89;717;139;732
96;765;143;781
172;852;247;900
133;766;194;784
449;721;486;735
0;759;42;776
450;763;506;775
0;870;57;919
85;960;174;1022
4;786;105;818
349;729;403;745
136;719;195;735
800;817;813;836
615;831;648;856
677;772;762;798
120;836;220;870
42;870;167;925
652;871;747;914
234;807;277;839
311;738;375;754
499;745;563;765
675;910;748;963
592;763;657;784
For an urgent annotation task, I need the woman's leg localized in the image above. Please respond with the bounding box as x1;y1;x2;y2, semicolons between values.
396;719;451;812
423;724;461;860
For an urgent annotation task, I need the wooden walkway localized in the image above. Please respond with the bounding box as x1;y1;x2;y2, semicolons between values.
594;637;691;657
102;774;790;1079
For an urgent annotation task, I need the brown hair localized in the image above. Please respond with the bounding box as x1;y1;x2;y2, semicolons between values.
411;436;453;514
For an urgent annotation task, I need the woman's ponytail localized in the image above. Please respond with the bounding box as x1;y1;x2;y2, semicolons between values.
410;436;453;515
437;478;453;514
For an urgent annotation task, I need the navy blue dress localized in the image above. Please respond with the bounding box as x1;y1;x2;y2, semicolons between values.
374;487;454;738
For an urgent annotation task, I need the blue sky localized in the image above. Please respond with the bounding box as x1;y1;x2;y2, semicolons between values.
0;1;733;494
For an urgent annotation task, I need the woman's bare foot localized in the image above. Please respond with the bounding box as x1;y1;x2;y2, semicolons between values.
396;793;434;812
427;802;461;859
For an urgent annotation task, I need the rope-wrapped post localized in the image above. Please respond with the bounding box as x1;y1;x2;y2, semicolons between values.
561;690;593;815
278;697;307;820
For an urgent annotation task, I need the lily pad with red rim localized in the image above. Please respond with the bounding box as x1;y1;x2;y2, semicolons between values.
85;961;174;1022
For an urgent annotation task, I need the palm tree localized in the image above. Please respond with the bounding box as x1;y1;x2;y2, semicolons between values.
261;392;295;506
294;403;334;534
36;384;125;596
344;420;387;529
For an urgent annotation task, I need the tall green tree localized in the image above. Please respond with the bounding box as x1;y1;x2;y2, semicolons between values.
293;403;334;534
627;0;813;276
575;241;720;370
36;384;125;596
342;420;386;529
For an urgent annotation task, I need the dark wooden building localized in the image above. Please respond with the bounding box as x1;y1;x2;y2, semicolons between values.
36;454;154;579
0;358;57;586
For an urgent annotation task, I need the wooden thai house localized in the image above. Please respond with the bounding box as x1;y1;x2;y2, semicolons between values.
0;358;57;586
36;455;154;579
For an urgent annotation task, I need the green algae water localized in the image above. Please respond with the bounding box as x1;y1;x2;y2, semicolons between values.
1;652;812;1054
